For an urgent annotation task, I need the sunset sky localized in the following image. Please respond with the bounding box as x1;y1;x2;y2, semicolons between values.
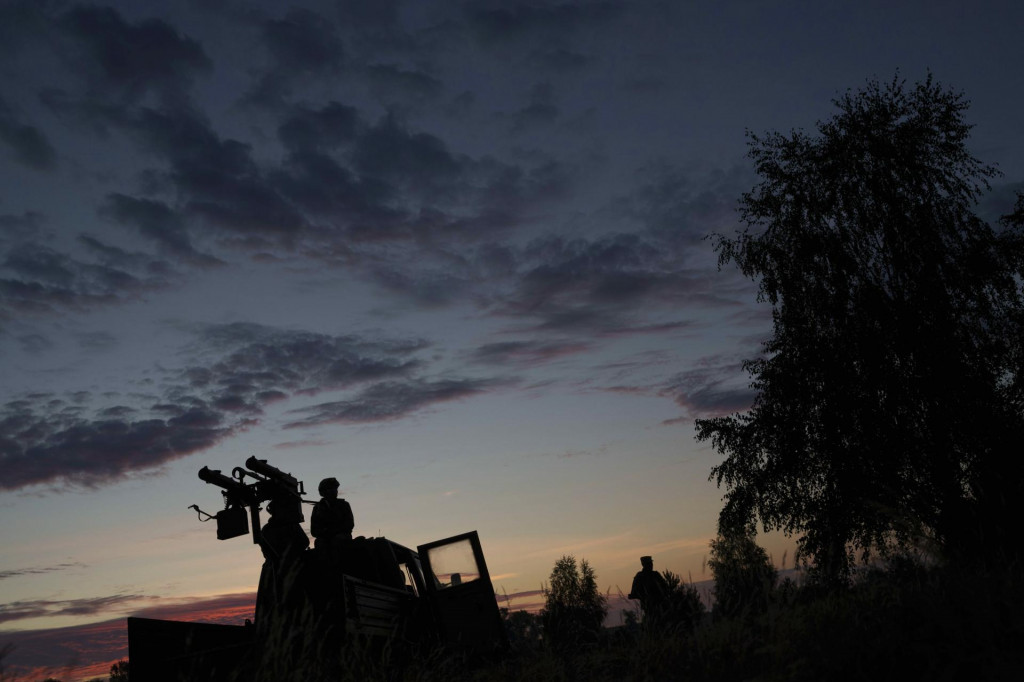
2;1;1023;678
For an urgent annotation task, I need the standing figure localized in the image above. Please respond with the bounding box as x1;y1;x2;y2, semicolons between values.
311;477;354;550
260;497;309;565
628;555;668;625
256;497;310;630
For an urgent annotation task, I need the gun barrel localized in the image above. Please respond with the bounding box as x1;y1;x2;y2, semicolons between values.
198;466;250;497
245;457;298;488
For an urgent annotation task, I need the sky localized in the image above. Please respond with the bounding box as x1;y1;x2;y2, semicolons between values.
1;0;1023;678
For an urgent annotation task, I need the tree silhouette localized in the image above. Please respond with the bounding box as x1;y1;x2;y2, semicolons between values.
661;570;706;631
697;74;1024;582
541;555;607;649
707;526;776;618
108;659;129;681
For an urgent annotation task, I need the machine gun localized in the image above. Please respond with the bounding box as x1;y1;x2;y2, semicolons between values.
191;456;306;544
133;455;507;680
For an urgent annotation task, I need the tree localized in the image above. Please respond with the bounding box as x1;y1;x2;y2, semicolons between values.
540;555;607;649
500;608;543;651
108;659;129;682
696;74;1024;583
661;570;707;631
707;527;777;618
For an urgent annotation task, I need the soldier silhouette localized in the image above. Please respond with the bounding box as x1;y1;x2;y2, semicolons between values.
628;555;669;625
256;497;310;631
311;477;355;550
260;497;309;565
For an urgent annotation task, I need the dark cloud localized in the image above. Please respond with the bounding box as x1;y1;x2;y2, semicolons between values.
469;339;591;366
277;102;361;153
0;212;44;244
102;194;222;266
625;161;748;241
273;149;391;227
527;47;591;72
0;97;58;171
0;323;436;491
352;112;463;191
57;4;211;109
186;322;426;410
0;1;48;57
511;82;560;133
498;233;691;324
0;399;232;491
0;562;85;582
0;594;144;625
661;356;755;420
75;331;117;351
336;0;401;29
284;377;504;428
16;333;52;354
262;8;344;74
465;1;625;43
365;63;444;103
0;239;172;317
128;108;309;242
241;8;345;108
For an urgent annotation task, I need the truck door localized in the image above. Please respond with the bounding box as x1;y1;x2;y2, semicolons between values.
417;530;506;652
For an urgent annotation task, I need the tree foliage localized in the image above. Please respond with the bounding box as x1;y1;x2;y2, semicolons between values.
108;659;129;682
697;74;1024;582
708;527;777;618
541;555;607;649
661;570;707;631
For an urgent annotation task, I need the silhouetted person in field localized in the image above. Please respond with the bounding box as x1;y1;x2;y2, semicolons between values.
629;555;668;625
256;497;310;631
311;477;354;550
260;497;310;565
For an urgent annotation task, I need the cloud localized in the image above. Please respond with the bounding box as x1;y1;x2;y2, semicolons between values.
623;160;748;243
661;354;756;420
0;239;173;318
352;112;463;193
0;562;85;582
0;594;145;626
56;4;212;109
0;399;233;491
284;377;505;428
0;212;44;244
241;8;345;108
262;8;344;74
0;1;48;57
16;334;51;354
469;340;591;366
0;323;435;491
464;1;625;44
101;194;223;266
128;108;309;242
185;322;426;408
0;97;57;171
491;232;701;333
527;47;591;72
365;63;444;103
277;102;361;153
510;82;560;133
0;592;256;681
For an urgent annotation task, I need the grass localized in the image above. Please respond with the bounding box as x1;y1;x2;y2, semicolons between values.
354;557;1022;682
43;555;1019;681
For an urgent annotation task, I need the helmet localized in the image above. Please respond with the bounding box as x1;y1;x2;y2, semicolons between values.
318;477;340;496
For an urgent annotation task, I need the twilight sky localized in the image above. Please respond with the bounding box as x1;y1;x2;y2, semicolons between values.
2;1;1023;678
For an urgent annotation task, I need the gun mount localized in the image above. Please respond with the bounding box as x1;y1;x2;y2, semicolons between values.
129;456;507;680
194;457;306;543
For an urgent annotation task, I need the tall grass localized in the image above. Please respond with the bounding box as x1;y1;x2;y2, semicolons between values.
144;555;1023;681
